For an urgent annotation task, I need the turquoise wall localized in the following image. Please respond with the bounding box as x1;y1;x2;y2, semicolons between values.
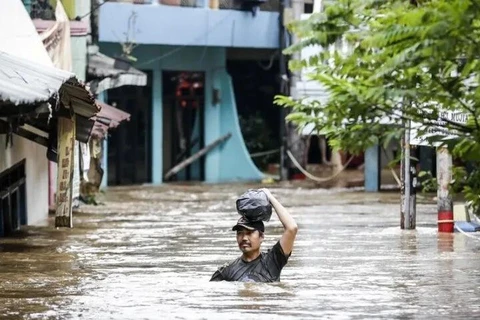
99;43;264;184
99;3;279;49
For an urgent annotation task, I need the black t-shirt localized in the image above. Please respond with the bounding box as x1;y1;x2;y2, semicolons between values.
210;241;290;282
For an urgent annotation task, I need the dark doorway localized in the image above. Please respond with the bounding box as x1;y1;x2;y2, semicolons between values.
0;159;27;237
306;135;333;164
162;71;205;181
226;59;281;171
107;71;153;186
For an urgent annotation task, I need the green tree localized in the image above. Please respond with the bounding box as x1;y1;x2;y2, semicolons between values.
275;0;480;215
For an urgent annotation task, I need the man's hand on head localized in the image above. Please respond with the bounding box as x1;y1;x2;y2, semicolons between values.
259;188;273;201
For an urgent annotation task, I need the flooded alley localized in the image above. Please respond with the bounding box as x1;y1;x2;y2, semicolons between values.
1;184;480;319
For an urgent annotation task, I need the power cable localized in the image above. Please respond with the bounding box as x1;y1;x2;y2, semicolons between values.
77;0;110;21
257;51;279;71
136;12;235;68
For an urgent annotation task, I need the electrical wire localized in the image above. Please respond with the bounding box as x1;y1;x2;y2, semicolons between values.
77;0;110;20
136;12;235;68
257;51;279;71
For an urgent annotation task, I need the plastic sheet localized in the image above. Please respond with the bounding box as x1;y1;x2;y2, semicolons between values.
236;189;272;222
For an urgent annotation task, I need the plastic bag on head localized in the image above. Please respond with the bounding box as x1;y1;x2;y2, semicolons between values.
236;189;272;222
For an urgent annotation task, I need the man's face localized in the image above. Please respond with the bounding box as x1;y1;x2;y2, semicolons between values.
236;228;263;253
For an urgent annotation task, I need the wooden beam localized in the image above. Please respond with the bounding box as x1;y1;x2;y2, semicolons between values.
0;119;49;147
164;132;232;180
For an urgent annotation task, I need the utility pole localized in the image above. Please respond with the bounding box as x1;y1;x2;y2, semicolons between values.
400;118;417;229
279;0;289;181
284;0;306;180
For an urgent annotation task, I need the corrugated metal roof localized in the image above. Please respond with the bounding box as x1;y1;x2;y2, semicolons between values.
0;50;100;119
0;50;73;105
96;101;131;127
87;45;147;94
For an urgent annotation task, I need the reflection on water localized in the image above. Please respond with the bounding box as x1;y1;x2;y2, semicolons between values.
1;184;480;319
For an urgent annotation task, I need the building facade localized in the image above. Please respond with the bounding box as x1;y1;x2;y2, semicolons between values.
98;0;282;185
0;0;134;236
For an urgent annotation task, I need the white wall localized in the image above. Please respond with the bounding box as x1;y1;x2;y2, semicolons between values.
71;36;87;81
0;135;49;226
0;0;53;227
75;0;91;20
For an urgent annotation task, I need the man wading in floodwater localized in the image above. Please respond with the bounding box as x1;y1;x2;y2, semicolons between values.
210;188;298;282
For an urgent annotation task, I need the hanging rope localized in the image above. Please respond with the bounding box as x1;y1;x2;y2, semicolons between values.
286;150;355;183
454;224;480;242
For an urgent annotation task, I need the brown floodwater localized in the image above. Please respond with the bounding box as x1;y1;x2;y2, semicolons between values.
1;183;480;319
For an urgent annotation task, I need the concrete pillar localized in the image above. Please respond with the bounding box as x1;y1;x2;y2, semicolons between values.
437;147;454;233
152;69;163;184
285;0;306;180
364;145;380;192
98;91;108;189
101;139;108;188
204;68;222;182
400;123;416;230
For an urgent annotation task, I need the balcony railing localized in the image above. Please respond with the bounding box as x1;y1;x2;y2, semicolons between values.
106;0;279;12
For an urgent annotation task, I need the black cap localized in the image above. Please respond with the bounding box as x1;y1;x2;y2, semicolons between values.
232;217;265;233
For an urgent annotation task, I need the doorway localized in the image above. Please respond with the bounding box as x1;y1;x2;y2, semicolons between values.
107;71;153;186
162;71;205;181
226;59;280;171
0;159;27;236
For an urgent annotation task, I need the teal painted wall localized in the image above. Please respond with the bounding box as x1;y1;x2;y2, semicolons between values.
151;69;163;184
22;0;31;13
215;69;265;182
99;43;264;183
98;91;108;189
99;3;279;49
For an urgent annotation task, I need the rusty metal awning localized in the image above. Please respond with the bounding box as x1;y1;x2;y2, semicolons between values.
15;101;130;150
91;100;131;139
87;45;147;94
0;50;100;119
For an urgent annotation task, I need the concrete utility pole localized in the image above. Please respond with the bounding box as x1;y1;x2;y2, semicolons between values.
400;119;417;229
437;147;454;233
284;0;307;179
279;0;289;181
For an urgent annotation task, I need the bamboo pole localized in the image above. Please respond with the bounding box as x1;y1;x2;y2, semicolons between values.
164;132;232;180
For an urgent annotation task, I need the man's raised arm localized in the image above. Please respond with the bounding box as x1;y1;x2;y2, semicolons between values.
260;188;298;255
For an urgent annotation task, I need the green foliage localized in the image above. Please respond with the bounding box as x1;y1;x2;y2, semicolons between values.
418;170;437;193
276;0;480;215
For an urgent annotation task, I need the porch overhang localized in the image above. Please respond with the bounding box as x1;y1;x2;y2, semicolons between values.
91;100;131;139
0;50;100;119
87;45;147;94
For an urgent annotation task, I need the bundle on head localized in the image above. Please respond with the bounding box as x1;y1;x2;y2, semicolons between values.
236;189;272;222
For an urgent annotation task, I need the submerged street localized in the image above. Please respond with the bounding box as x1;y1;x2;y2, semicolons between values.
1;184;480;319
